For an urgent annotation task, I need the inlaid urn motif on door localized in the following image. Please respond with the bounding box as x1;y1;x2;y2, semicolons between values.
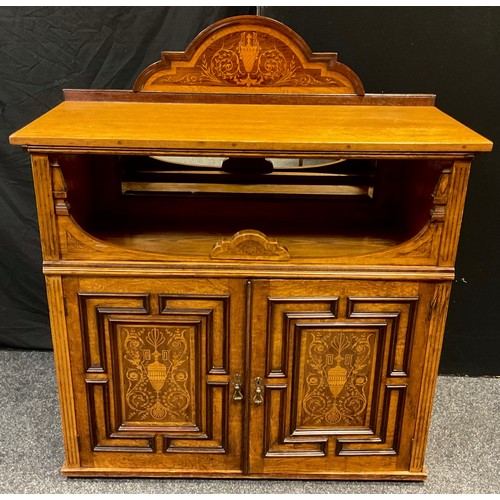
297;328;377;429
118;325;194;424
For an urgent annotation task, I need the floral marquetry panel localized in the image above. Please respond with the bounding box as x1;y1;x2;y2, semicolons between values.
295;325;382;431
114;323;197;427
134;16;364;94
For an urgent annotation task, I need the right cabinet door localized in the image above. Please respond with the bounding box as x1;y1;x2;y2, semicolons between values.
248;279;447;479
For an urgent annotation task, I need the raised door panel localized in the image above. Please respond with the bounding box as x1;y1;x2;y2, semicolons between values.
248;279;434;478
63;277;245;475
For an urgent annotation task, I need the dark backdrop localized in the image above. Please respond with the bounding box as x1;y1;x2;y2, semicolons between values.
1;7;498;375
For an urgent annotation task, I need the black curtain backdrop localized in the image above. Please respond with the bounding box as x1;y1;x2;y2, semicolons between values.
0;6;255;349
1;7;498;375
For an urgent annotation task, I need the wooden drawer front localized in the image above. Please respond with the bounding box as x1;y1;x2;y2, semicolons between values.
249;279;434;476
64;277;245;474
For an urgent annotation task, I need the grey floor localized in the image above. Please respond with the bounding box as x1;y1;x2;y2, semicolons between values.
0;350;498;494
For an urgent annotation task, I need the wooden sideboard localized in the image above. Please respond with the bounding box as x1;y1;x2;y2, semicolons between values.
10;15;492;480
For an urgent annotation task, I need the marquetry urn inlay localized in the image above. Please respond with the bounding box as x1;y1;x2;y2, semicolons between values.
118;325;195;423
134;15;364;94
299;330;376;428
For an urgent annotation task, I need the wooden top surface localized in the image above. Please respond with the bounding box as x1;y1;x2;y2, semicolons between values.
9;100;492;154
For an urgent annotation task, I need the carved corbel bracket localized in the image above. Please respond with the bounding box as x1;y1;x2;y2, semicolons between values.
210;229;290;261
430;166;451;223
51;160;70;216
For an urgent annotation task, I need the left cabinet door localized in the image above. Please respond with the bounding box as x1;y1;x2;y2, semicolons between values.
62;276;246;477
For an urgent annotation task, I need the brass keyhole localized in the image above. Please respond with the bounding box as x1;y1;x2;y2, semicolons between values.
233;373;243;402
253;377;264;405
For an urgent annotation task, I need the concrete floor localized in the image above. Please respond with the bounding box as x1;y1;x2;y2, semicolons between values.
0;349;498;494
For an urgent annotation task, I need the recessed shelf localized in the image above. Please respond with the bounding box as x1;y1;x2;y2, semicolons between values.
56;153;442;262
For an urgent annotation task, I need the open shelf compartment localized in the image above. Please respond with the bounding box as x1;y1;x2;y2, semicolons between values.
55;153;444;262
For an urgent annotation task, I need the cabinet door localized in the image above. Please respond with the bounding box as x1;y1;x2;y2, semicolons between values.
248;279;439;479
63;277;245;476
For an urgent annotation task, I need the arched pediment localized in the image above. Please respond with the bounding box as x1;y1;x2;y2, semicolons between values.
133;15;364;95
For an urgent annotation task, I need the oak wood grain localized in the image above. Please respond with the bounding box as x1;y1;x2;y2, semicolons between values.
438;161;472;266
410;283;451;472
10;102;493;153
45;276;80;468
30;154;60;260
